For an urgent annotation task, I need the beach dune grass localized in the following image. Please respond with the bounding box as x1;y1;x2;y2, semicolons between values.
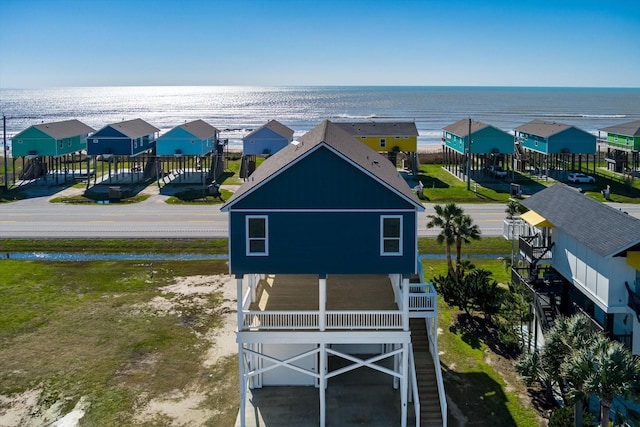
0;259;237;426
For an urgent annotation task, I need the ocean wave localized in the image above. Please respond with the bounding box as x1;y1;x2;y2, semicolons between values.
539;113;627;119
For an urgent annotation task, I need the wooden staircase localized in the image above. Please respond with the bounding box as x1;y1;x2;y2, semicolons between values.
410;318;443;427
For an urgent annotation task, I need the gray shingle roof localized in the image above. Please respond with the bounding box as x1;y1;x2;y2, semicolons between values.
33;119;95;140
222;120;424;211
334;121;419;137
521;184;640;258
107;119;160;139
515;119;573;138
243;119;294;141
442;119;491;138
599;120;640;137
178;119;219;140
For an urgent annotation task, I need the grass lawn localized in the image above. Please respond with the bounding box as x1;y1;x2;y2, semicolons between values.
0;259;238;426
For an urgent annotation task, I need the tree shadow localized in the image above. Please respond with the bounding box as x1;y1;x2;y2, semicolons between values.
449;312;520;360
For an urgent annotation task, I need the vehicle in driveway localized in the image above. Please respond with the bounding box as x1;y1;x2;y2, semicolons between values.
488;165;507;179
567;172;595;184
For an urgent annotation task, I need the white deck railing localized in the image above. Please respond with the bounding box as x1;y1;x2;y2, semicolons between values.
242;310;404;330
408;283;436;312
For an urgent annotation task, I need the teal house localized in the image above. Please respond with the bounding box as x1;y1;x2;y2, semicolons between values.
12;119;94;158
514;119;596;176
599;120;640;173
441;118;514;180
156;119;220;156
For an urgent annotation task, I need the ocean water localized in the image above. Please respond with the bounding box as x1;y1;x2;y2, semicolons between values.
1;86;639;151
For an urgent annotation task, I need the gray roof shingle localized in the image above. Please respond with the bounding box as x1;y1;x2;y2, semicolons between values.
599;120;640;137
515;119;573;138
222;120;423;211
334;121;419;137
108;119;160;139
243;119;294;141
33;119;95;140
178;119;219;140
521;184;640;258
442;119;491;138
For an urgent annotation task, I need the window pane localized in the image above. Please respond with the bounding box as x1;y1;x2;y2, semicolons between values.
383;218;400;237
249;240;265;253
384;240;400;253
248;218;265;238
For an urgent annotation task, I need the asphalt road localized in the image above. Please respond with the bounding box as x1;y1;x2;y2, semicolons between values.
2;193;639;239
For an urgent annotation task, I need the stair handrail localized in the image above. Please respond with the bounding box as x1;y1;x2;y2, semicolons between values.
409;343;421;427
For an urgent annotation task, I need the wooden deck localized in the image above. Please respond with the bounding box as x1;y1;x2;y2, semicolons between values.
250;274;399;311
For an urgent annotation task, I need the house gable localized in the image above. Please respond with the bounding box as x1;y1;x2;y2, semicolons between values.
156;125;214;156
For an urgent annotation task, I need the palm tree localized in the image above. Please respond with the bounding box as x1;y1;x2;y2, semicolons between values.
426;203;463;275
565;335;640;427
453;213;481;277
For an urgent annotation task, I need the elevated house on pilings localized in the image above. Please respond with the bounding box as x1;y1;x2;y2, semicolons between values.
598;119;640;174
241;120;294;179
441;119;514;182
514;119;596;180
510;184;640;356
11;119;95;184
221;120;446;427
155;119;225;186
334;121;420;175
87;118;160;185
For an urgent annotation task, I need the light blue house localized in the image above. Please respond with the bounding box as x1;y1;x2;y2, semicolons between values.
442;119;514;179
514;119;596;176
242;119;294;156
222;120;446;427
156;119;220;156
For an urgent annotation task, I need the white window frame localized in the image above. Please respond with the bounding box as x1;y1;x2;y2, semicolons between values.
380;215;402;256
246;215;269;256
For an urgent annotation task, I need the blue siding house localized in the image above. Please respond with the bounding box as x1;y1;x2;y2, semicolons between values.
88;118;159;156
156;119;219;156
514;119;597;176
242;119;294;156
222;120;446;427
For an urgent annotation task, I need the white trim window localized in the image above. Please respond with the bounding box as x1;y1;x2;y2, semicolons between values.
246;215;268;256
380;215;402;256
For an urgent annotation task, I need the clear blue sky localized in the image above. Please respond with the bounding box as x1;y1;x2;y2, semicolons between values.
1;0;638;88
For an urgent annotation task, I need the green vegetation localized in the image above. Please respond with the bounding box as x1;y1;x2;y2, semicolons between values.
0;238;228;254
0;259;238;426
165;188;232;204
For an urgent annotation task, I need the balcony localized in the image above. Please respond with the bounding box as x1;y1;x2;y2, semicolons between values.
519;235;553;263
240;274;437;332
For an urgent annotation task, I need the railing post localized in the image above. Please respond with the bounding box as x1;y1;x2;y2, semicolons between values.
319;276;326;331
237;276;244;330
402;277;409;331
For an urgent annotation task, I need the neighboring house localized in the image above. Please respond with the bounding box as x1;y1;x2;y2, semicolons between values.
11;119;94;158
11;119;95;181
87;118;159;156
334;121;420;174
441;118;514;179
242;119;294;156
511;184;640;356
514;119;596;177
598;120;640;173
156;119;219;156
222;120;445;427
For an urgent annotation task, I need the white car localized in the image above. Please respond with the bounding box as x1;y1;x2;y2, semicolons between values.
567;172;595;184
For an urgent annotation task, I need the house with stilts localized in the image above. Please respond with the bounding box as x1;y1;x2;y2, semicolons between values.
156;119;225;184
87;118;160;185
240;119;294;178
509;184;640;356
441;119;514;181
514;119;596;179
598;120;640;174
11;119;94;182
222;120;446;427
334;121;420;175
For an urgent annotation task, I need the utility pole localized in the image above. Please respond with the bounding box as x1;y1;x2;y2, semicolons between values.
3;115;8;190
466;117;472;191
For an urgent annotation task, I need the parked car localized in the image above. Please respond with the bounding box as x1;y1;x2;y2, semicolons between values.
488;165;507;179
567;172;595;184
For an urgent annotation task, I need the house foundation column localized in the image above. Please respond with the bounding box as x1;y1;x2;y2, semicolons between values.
319;342;326;427
402;277;410;331
237;276;244;332
401;343;409;427
238;343;246;427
